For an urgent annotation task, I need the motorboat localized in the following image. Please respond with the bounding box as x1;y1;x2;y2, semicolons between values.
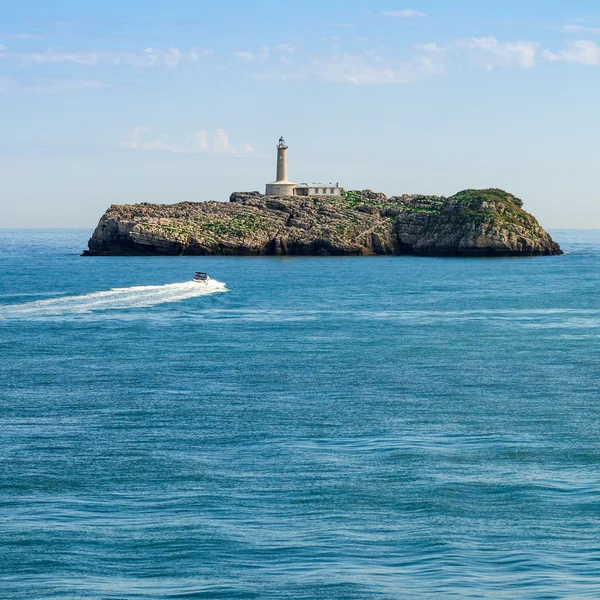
193;272;210;284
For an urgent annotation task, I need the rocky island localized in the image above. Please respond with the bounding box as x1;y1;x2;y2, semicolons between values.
84;188;562;257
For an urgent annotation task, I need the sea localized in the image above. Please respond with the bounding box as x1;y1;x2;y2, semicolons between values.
1;228;600;599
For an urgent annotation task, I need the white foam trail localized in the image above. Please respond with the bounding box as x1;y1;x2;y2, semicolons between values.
0;280;227;318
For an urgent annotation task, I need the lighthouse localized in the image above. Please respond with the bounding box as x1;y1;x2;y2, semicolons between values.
265;136;342;197
276;136;288;182
265;136;297;197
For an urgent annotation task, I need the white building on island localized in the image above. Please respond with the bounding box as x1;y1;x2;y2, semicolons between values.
265;137;341;197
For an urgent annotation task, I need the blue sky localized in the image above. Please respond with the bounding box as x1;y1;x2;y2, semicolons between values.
1;0;599;227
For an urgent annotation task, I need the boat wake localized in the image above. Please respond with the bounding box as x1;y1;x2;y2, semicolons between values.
0;280;228;318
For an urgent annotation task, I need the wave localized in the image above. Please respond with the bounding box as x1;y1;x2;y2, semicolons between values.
167;307;600;328
0;280;227;318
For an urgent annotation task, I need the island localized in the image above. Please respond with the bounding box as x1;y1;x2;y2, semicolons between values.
83;188;562;257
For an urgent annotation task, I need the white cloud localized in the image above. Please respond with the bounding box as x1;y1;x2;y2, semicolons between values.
121;127;255;155
254;34;588;85
543;40;600;65
255;49;444;85
457;37;539;70
257;46;270;61
25;49;101;66
2;46;213;68
234;51;255;61
20;78;109;94
381;9;427;18
0;32;45;40
214;129;231;153
233;46;269;62
162;48;183;67
0;75;109;94
414;42;444;53
4;28;598;94
188;130;208;152
425;36;599;72
560;24;600;35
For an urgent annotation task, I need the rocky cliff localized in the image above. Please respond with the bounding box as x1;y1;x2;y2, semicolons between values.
84;189;562;257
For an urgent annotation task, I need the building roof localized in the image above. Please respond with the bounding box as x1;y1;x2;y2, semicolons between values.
296;182;340;188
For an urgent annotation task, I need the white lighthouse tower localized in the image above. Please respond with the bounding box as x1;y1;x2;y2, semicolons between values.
265;136;297;196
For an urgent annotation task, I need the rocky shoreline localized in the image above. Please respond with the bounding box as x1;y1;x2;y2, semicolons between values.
84;189;562;257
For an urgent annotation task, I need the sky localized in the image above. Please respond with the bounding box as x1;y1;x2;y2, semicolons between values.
0;0;599;228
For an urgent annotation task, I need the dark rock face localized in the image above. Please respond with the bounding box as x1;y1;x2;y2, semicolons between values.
84;189;563;257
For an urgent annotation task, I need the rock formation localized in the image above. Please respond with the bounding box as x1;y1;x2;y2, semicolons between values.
84;189;562;257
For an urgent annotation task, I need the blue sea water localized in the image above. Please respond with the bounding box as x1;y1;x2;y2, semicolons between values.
1;228;600;599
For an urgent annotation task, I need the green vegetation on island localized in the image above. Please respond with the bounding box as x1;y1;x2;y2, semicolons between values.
85;189;562;257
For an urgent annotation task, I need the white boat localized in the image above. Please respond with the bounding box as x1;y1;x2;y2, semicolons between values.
193;272;210;284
